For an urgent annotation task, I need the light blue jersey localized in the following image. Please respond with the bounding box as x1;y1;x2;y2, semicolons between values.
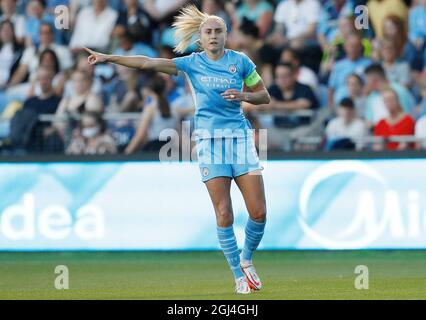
173;49;256;139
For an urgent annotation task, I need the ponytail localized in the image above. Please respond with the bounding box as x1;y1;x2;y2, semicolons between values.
172;4;226;54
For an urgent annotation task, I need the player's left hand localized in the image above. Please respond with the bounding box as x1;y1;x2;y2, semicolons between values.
221;89;245;102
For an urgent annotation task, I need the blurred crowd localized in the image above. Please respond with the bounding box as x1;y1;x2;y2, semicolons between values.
1;0;426;155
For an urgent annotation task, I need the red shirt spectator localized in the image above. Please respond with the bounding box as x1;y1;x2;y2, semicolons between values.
374;89;415;150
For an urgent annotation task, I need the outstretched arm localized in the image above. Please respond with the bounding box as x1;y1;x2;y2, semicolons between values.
85;48;178;76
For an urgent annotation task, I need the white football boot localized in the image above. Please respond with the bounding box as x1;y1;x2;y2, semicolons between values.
235;276;251;294
240;253;262;290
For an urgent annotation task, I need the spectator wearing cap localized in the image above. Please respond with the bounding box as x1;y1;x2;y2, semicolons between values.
373;88;415;150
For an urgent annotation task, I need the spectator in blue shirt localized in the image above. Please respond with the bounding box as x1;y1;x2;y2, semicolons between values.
328;32;371;107
404;0;426;71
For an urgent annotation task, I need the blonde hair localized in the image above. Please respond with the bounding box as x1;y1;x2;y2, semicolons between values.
172;4;226;54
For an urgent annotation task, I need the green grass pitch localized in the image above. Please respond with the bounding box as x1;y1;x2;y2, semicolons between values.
0;250;425;299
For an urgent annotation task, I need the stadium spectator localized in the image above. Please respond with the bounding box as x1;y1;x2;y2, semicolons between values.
7;22;73;88
317;0;354;51
66;111;117;154
328;32;371;108
405;0;426;71
113;0;157;47
124;74;177;154
373;88;415;150
324;97;368;150
0;0;26;44
280;47;319;91
113;29;157;58
268;0;321;49
249;62;319;150
63;52;102;98
415;114;426;149
51;69;103;138
202;0;231;31
0;20;23;90
319;15;372;81
367;0;408;39
24;0;49;47
379;37;412;88
69;0;118;52
364;64;415;127
27;48;66;98
346;73;366;118
21;66;61;115
227;0;273;40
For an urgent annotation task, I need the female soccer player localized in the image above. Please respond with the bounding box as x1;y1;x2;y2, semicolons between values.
85;5;270;294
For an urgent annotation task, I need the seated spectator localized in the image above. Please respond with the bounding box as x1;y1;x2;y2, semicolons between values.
113;29;157;58
0;20;24;91
20;66;61;115
51;69;103;137
202;0;231;31
379;37;412;88
0;0;26;44
317;0;354;51
28;48;67;98
66;111;117;154
7;22;73;88
415;114;426;149
8;66;61;152
246;63;319;151
280;47;318;92
113;0;157;48
125;74;177;154
24;0;50;47
364;64;415;127
69;0;118;52
373;88;415;150
267;0;321;49
325;97;368;150
328;32;371;107
404;0;426;71
320;15;372;81
228;0;273;39
367;0;408;40
346;73;366;118
63;52;102;98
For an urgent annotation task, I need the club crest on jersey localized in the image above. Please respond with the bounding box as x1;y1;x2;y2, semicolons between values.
202;167;209;177
228;65;237;74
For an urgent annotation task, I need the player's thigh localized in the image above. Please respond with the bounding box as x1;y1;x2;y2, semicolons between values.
234;172;267;221
205;177;234;216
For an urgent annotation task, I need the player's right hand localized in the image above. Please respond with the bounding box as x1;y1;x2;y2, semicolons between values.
84;47;108;65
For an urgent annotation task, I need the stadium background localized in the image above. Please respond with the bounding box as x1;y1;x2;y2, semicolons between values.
0;0;425;251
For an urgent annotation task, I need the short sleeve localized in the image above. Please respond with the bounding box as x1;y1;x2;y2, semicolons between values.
240;52;256;81
172;53;195;74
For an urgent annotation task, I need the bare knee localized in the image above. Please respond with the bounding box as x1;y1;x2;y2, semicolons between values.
249;205;267;223
215;202;234;227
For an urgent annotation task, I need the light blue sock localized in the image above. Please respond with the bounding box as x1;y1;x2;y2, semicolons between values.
242;218;266;261
217;225;244;279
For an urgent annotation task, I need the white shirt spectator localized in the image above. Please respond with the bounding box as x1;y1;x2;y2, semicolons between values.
298;66;318;90
415;115;426;149
0;43;14;86
20;44;74;79
0;13;26;39
69;5;118;49
274;0;321;39
325;117;367;140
